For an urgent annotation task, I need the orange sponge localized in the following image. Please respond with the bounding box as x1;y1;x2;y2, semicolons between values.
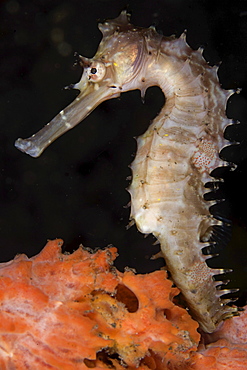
0;239;199;369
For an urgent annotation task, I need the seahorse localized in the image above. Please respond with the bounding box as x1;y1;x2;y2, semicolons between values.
15;11;238;332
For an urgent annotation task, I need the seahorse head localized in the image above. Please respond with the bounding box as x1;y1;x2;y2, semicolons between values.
74;11;154;99
15;11;161;157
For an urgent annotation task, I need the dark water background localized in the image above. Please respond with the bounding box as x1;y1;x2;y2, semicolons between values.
1;0;247;304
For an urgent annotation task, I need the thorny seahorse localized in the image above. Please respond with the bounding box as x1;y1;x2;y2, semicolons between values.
15;11;239;333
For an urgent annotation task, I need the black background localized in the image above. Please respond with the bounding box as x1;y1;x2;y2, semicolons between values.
1;0;247;303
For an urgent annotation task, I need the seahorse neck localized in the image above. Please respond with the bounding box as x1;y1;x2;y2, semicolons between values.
143;50;202;109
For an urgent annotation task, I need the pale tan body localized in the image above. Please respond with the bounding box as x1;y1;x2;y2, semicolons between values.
15;12;238;332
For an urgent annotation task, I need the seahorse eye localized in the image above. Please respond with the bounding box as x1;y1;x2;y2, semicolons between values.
85;61;106;82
